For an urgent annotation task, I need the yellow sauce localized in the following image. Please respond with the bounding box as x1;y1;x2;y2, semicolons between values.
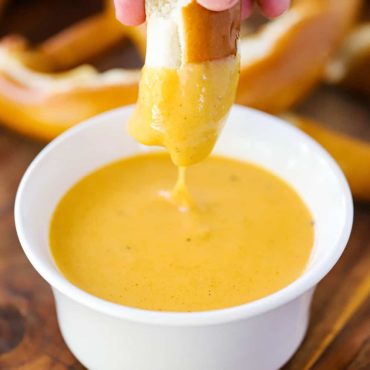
170;167;194;210
128;57;240;167
50;153;314;312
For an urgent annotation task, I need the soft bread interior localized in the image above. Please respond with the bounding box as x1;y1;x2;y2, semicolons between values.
146;0;192;68
146;16;183;68
145;0;240;68
146;0;192;17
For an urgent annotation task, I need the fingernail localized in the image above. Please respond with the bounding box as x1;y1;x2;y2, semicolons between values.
197;0;239;12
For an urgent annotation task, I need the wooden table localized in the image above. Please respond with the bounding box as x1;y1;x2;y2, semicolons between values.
0;1;369;369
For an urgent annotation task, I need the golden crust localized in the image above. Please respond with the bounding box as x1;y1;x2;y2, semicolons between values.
36;14;126;71
237;0;362;112
286;114;370;202
326;23;370;95
181;0;240;63
0;73;138;140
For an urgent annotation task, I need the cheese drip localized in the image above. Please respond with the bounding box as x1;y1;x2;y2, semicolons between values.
128;57;239;206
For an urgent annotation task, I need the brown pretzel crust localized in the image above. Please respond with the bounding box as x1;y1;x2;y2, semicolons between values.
326;23;370;95
237;0;362;112
181;0;240;63
285;114;370;202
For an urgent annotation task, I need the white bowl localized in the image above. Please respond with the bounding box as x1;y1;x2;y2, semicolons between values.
15;105;353;370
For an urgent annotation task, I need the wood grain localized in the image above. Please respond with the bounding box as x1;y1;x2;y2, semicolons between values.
0;1;369;369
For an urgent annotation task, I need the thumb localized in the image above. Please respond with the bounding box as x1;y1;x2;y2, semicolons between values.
114;0;145;26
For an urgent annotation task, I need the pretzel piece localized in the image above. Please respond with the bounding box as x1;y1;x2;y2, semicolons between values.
36;14;127;71
326;23;370;95
238;0;362;112
285;114;370;202
0;37;139;139
0;0;361;139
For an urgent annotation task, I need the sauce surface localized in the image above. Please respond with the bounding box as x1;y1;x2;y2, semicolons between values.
50;153;314;312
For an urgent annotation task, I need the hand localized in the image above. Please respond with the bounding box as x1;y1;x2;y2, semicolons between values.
114;0;291;26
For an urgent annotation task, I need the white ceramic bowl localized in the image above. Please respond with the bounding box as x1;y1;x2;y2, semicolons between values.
15;105;353;370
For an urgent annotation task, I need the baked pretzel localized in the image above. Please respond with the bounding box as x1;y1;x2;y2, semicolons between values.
238;0;361;112
0;0;361;140
326;23;370;96
285;114;370;202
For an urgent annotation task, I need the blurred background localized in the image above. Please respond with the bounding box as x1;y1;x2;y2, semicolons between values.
0;0;369;369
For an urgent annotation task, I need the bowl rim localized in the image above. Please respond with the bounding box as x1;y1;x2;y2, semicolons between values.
14;105;353;326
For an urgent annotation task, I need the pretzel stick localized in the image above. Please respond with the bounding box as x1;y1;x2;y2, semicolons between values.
285;114;370;202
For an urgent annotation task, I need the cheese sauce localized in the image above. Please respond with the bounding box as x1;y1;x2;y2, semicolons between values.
128;57;239;167
50;153;314;312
